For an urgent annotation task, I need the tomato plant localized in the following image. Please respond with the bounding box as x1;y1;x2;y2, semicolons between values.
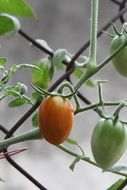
38;96;74;145
1;0;127;189
91;118;127;170
110;34;127;77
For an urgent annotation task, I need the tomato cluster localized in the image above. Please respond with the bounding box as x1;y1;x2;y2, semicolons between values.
38;95;127;169
38;96;74;145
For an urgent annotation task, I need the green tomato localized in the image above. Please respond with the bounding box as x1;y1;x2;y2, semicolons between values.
31;58;50;89
91;118;127;170
110;34;127;77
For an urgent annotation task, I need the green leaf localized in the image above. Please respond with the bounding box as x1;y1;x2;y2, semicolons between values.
35;39;53;52
1;75;9;84
106;179;124;190
5;89;22;98
0;0;36;17
17;64;43;72
52;49;66;67
66;138;78;145
67;138;85;156
31;59;50;89
7;64;17;76
8;97;26;107
32;91;43;102
74;67;84;78
85;79;97;87
32;112;38;128
0;63;43;85
0;57;6;65
69;156;83;171
1;64;17;84
0;14;20;36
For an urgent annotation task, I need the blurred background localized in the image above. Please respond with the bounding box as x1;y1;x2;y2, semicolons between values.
0;0;127;189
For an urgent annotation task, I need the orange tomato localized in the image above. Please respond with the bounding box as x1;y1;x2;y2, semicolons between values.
38;96;74;145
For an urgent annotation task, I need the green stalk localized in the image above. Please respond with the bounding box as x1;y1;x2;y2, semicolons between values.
75;101;124;115
88;0;99;68
74;36;127;92
57;144;127;178
0;128;41;149
74;0;99;92
113;102;127;117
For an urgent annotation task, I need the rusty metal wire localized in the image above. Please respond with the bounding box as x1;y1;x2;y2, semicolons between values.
0;0;127;189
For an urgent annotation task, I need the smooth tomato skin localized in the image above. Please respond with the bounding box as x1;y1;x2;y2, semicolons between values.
91;118;127;170
38;96;74;145
110;35;127;77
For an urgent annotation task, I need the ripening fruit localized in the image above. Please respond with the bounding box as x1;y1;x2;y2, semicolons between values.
91;118;127;170
38;96;74;145
110;34;127;77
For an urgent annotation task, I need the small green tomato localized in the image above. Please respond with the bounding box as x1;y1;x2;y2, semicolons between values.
91;118;127;170
110;34;127;77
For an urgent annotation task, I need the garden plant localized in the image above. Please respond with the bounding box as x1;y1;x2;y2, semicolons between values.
0;0;127;189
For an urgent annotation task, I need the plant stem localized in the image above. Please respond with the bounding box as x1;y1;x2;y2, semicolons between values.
0;128;41;149
57;144;127;177
73;0;99;91
113;101;127;120
75;100;124;115
0;128;126;178
58;144;97;166
74;37;127;92
57;81;81;109
88;0;99;68
0;100;123;149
